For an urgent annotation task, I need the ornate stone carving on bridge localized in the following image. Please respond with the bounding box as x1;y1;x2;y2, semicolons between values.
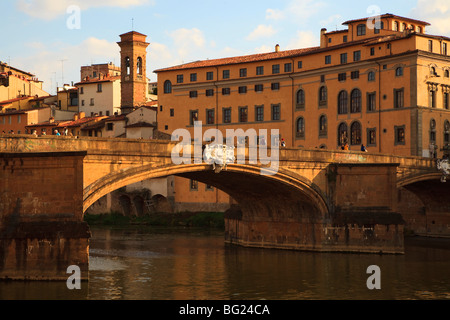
203;143;235;173
436;159;449;183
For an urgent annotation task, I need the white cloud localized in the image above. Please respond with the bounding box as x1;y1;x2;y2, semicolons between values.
169;28;206;61
266;8;284;21
254;45;274;54
16;0;154;20
246;25;276;41
266;0;326;23
410;0;450;36
285;31;319;50
320;14;343;29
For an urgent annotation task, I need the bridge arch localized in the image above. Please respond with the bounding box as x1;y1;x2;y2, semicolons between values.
83;163;330;221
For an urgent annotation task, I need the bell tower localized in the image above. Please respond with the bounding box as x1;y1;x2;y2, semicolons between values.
117;31;150;114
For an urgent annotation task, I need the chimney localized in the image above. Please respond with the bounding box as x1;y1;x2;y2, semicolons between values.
275;44;280;53
49;117;55;123
79;111;85;119
73;113;79;121
320;28;328;48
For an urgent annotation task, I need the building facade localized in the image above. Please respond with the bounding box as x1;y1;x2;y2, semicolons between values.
154;13;450;210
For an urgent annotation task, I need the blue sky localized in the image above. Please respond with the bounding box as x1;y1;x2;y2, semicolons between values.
2;0;450;94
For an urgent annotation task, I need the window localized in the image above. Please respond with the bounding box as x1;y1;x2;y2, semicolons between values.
343;35;348;43
402;23;407;31
177;75;184;83
190;110;198;125
370;47;375;56
189;91;198;98
90;98;94;106
284;63;292;72
296;117;305;138
394;21;399;31
350;121;362;145
351;70;360;79
340;53;347;64
223;108;231;123
207;109;215;125
79;87;83;94
444;92;450;109
190;73;197;82
255;105;264;121
81;100;85;106
353;50;361;62
444;120;450;144
357;24;366;36
395;67;403;77
367;128;376;146
170;109;174;117
368;71;376;81
239;68;247;77
367;92;376;112
271;104;281;121
205;185;214;191
206;89;214;97
239;107;248;122
319;86;327;105
430;66;437;76
222;88;230;95
319;115;327;137
350;89;362;113
443;43;448;55
296;89;305;108
298;61;303;69
223;70;230;79
417;26;423;33
445;70;450;78
271;82;280;91
190;180;198;191
97;83;102;92
137;57;143;75
325;55;331;65
272;64;280;74
125;57;130;75
338;73;347;81
238;86;247;94
374;21;384;34
394;88;404;108
206;72;214;80
164;80;172;94
429;40;433;52
255;84;264;92
338;122;348;146
338;91;348;114
430;119;436;143
430;89;436;108
256;66;264;75
395;126;406;145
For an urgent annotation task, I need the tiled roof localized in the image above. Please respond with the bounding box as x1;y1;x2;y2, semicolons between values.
154;47;319;72
125;122;156;128
0;96;32;105
75;75;120;86
342;13;430;26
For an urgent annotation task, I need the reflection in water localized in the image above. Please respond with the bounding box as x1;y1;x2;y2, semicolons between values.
0;226;449;300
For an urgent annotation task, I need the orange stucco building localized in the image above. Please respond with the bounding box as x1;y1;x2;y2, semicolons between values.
154;13;450;210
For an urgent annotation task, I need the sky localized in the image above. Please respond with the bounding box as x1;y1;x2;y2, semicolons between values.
2;0;450;95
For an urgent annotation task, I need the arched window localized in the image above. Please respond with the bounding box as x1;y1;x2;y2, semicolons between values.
445;70;449;78
296;117;305;138
319;115;327;136
396;67;403;76
338;122;348;146
444;120;450;144
351;121;362;145
393;21;399;31
319;86;327;105
417;26;423;33
402;23;407;31
125;57;131;75
368;71;375;81
350;89;362;113
338;91;348;114
296;89;305;108
164;80;172;94
137;57;143;75
357;24;366;36
430;119;436;143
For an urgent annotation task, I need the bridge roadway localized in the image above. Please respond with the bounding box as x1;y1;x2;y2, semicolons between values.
0;135;448;280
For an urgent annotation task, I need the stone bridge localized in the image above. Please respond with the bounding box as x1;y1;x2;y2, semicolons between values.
0;135;448;280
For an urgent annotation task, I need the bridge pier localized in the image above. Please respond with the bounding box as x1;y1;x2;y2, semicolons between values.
0;152;90;280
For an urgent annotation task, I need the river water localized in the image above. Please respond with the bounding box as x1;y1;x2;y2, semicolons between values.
0;226;449;300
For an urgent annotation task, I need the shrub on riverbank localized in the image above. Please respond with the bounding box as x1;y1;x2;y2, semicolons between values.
83;211;224;229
